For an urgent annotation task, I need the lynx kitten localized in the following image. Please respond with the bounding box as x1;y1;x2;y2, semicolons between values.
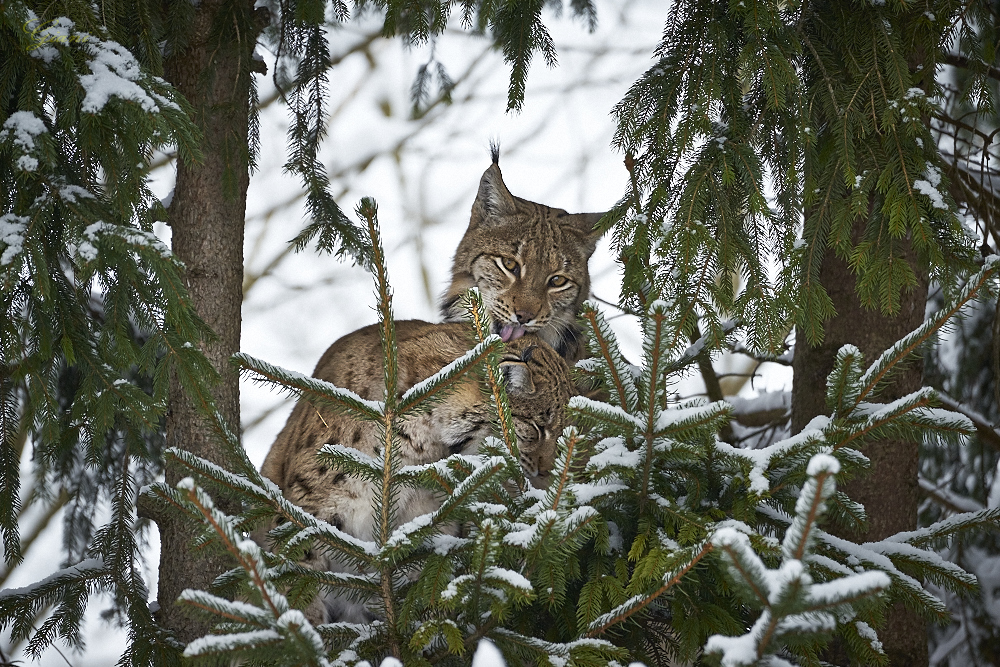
259;320;572;622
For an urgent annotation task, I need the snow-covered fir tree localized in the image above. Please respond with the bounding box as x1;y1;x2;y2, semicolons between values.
3;0;1000;664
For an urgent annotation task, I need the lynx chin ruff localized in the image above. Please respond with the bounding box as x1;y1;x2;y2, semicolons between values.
259;320;572;623
440;150;604;365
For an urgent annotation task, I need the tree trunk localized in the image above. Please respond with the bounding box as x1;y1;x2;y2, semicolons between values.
792;235;928;666
155;0;259;647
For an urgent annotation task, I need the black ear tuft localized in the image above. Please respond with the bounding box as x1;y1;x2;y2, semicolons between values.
498;360;535;395
520;344;537;363
490;140;500;165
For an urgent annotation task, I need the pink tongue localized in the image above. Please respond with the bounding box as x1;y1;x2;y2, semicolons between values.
500;323;526;342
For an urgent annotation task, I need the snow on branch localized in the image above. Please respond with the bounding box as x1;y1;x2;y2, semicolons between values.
856;259;999;406
183;629;283;658
714;422;827;494
705;455;893;665
0;558;106;602
568;396;643;431
889;505;1000;548
398;335;502;414
234;352;385;421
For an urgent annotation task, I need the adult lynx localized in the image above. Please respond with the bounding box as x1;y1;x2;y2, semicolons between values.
440;150;604;364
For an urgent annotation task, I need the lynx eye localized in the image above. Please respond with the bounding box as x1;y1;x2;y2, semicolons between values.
500;257;520;277
548;275;569;288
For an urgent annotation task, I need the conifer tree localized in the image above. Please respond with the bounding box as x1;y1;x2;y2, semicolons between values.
5;0;1000;664
1;0;596;661
153;212;1000;666
608;0;997;661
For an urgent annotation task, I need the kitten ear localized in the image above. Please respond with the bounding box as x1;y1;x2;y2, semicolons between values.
498;360;536;395
572;212;607;256
473;163;520;223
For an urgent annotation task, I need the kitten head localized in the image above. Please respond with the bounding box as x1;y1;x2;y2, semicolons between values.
442;157;604;364
498;336;573;487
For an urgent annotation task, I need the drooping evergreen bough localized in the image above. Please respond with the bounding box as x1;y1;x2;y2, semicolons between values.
608;0;993;357
139;201;1000;665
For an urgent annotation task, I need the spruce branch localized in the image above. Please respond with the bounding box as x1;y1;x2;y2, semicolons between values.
234;353;384;423
708;455;891;665
154;449;376;564
854;257;998;408
357;197;402;658
585;541;713;637
934;391;1000;452
580;303;639;411
464;290;523;487
397;335;503;416
169;479;335;666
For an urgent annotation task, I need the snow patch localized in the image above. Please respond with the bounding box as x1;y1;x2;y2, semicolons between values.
59;185;94;202
855;620;884;654
587;438;642;471
0;214;29;265
0;558;105;600
430;534;468;555
183;629;281;657
0;112;47;147
914;165;948;210
715;424;826;494
569;480;628;504
806;453;840;476
385;512;434;548
16;155;39;171
472;639;506;667
80;40;160;113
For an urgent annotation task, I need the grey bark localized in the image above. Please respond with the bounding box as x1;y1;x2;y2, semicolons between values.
155;0;260;647
793;237;928;666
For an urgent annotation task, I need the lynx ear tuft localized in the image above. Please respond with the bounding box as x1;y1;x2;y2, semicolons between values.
473;163;519;222
498;360;536;395
520;344;537;363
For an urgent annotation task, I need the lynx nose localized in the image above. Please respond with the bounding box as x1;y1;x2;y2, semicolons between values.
515;310;535;324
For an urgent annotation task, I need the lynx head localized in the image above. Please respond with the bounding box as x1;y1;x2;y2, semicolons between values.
497;336;572;487
441;152;604;364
